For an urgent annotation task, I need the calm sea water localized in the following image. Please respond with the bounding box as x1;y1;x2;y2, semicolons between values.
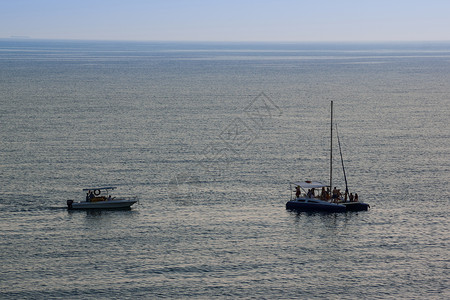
1;40;449;299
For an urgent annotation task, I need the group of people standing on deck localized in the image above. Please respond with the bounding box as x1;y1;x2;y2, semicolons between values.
295;185;358;202
331;187;358;203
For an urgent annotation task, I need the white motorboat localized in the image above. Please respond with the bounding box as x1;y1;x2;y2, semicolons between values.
67;187;137;210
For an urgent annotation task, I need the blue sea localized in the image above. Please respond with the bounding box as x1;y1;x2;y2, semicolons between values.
0;39;449;299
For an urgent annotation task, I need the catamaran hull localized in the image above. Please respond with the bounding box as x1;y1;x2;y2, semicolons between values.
341;202;370;211
286;201;346;212
286;200;369;212
67;200;137;210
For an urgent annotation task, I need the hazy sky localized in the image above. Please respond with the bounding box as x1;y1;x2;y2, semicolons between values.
1;0;449;41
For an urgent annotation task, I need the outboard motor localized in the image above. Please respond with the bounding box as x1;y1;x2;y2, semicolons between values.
67;200;74;209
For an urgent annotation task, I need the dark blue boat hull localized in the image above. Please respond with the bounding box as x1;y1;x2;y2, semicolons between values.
286;201;369;212
341;202;370;211
286;201;347;213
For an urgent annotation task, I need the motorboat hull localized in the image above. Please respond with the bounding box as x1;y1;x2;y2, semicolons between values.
67;199;137;210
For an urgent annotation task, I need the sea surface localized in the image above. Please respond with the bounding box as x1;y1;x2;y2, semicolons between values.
0;40;449;299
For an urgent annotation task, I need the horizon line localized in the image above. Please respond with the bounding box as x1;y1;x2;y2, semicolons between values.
2;37;450;44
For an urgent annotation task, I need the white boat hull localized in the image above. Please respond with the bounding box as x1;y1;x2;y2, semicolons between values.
67;199;137;210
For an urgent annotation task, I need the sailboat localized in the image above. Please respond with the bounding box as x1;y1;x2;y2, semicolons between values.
286;101;370;212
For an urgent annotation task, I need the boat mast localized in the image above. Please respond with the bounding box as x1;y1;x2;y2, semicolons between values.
330;101;333;191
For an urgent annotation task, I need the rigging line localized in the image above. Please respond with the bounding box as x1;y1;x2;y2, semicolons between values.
336;123;349;194
330;101;333;190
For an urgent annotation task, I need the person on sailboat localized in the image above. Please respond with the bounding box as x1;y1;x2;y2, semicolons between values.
321;187;327;200
354;193;359;202
332;187;339;202
349;192;354;202
295;186;301;198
